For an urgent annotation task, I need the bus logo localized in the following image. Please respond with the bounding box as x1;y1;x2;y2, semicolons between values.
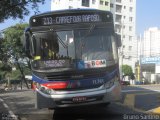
85;60;106;68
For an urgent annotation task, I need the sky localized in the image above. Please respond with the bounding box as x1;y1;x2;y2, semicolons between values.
1;0;160;35
136;0;160;35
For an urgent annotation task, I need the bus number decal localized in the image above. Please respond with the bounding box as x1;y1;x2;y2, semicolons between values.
42;17;53;25
92;79;104;85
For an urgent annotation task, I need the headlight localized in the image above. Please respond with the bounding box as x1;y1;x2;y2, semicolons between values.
36;81;69;95
37;84;55;95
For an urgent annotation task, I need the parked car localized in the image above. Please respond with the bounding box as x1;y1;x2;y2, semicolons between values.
135;81;143;85
121;81;130;85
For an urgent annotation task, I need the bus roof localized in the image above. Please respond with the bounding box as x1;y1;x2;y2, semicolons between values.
31;9;112;18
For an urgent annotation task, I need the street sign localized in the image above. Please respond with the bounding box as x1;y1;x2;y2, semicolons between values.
141;57;160;64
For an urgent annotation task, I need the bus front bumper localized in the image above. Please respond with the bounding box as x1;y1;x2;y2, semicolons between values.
35;81;121;109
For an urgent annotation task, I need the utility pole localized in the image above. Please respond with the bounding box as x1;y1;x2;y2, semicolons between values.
136;34;142;81
139;34;142;81
119;20;124;80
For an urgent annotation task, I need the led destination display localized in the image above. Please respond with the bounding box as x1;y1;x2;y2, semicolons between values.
30;11;112;27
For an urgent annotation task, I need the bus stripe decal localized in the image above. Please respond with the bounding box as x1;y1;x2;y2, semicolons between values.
32;68;119;86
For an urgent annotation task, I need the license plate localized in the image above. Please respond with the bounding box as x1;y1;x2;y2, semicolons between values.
72;96;87;103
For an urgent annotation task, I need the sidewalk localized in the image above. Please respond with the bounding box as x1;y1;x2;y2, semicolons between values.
0;87;30;95
130;84;160;87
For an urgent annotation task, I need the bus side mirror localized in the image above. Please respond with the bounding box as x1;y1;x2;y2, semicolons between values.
115;33;121;47
24;32;32;58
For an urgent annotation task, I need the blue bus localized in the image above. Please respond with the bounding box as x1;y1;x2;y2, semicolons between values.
24;9;121;109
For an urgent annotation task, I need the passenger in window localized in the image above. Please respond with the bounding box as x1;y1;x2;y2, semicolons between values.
42;42;50;60
44;41;58;60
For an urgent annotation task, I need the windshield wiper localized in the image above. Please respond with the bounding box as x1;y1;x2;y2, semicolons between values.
82;24;95;40
54;32;69;56
79;24;95;57
56;33;68;49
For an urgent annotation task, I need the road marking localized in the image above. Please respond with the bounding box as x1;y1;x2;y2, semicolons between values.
151;90;160;92
122;91;157;97
122;89;160;93
0;98;18;120
3;103;9;108
122;90;150;92
135;92;158;95
147;107;160;114
130;84;160;87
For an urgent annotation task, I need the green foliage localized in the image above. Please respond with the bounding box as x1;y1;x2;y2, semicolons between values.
1;64;12;72
1;23;28;61
24;67;32;75
0;0;45;23
0;23;31;81
122;64;133;76
10;70;21;80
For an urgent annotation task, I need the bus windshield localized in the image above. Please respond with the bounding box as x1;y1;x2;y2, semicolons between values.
31;27;118;71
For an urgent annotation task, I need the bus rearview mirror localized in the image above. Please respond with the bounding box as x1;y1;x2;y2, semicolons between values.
24;32;32;58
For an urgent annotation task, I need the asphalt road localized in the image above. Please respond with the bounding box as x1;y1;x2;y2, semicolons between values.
0;85;160;120
122;85;160;113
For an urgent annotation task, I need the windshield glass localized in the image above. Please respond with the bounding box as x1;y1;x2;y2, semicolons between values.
31;28;118;71
75;28;118;68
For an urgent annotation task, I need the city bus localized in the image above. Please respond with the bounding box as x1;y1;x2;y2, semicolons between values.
24;9;121;109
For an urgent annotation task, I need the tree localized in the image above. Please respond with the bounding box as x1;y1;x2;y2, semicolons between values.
122;64;133;79
0;0;45;23
0;23;31;89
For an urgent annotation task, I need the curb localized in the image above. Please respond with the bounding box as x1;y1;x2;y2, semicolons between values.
147;107;160;114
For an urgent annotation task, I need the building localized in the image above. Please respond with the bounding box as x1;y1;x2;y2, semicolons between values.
137;27;160;83
143;27;160;57
110;0;137;74
51;0;137;74
141;27;160;75
51;0;111;11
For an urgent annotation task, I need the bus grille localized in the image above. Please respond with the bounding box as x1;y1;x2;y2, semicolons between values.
45;72;106;80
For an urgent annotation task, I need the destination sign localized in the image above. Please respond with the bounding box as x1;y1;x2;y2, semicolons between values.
43;14;100;25
30;12;112;27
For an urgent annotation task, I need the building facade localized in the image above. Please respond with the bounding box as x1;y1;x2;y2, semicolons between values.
136;27;160;83
51;0;137;73
142;27;160;57
110;0;137;73
51;0;110;11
